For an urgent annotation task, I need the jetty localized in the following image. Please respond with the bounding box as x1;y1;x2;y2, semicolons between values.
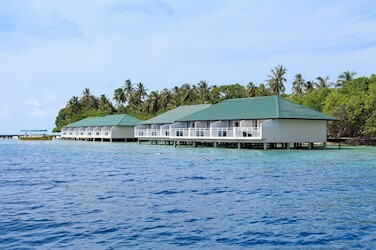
0;134;19;139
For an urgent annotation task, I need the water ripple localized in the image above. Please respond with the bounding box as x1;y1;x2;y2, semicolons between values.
0;140;375;249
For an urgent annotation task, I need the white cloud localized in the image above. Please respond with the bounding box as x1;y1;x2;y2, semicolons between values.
1;0;376;133
24;99;41;107
45;94;57;100
28;108;47;118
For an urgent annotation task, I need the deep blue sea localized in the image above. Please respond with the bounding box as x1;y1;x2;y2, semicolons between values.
0;140;375;249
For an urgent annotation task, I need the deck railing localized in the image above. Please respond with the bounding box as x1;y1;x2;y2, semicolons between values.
135;129;170;137
135;127;261;139
62;130;112;139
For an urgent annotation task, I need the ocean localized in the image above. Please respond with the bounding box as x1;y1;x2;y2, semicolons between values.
0;140;375;249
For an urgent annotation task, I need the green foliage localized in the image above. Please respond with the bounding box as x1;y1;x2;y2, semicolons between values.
302;87;332;112
210;84;247;103
54;69;376;139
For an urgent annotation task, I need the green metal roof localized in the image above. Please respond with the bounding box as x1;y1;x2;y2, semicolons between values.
177;96;339;121
64;117;101;128
64;114;142;128
140;104;211;125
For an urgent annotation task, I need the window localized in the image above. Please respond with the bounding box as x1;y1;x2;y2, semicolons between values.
219;131;227;137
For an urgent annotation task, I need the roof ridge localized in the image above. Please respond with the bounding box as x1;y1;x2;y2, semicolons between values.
275;96;280;118
118;114;128;126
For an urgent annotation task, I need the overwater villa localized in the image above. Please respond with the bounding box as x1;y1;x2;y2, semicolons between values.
61;114;142;142
135;96;339;149
135;104;211;139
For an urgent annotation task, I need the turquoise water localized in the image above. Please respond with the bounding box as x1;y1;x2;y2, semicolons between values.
0;140;375;249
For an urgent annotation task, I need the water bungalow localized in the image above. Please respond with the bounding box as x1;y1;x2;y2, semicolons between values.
135;104;211;140
135;96;339;149
61;114;142;142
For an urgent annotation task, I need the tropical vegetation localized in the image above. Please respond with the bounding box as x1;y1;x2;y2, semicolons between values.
54;66;376;138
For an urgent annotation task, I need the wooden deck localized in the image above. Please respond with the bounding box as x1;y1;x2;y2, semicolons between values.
0;134;60;140
0;134;19;139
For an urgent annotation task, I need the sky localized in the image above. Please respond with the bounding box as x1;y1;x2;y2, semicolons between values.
1;0;376;134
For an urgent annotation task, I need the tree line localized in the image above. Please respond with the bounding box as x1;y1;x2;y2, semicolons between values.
54;65;376;138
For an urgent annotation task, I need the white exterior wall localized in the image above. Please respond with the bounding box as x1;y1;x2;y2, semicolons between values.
151;124;160;129
210;121;229;128
136;124;149;129
161;124;170;129
111;126;135;139
170;122;188;128
240;120;255;127
261;119;327;143
195;121;207;128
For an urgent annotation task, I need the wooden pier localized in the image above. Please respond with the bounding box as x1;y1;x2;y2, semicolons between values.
0;134;19;139
0;134;61;140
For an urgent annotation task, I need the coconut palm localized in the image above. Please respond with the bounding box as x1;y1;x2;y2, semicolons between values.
67;96;80;113
123;79;134;105
144;91;160;113
180;83;195;103
99;94;115;114
267;65;287;95
304;80;315;93
315;76;331;89
246;82;257;97
113;88;126;107
292;74;305;95
198;80;211;102
81;88;98;108
255;83;270;96
160;88;173;109
336;71;356;88
81;88;92;102
131;82;148;107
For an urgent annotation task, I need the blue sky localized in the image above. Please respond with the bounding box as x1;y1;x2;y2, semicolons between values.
1;0;376;133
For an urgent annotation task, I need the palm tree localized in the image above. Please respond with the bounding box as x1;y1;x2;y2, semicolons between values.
81;88;92;102
255;83;270;96
99;94;115;114
180;83;195;103
267;65;287;95
67;96;80;113
292;74;305;95
113;88;126;107
144;91;160;113
304;80;315;94
198;80;211;102
246;82;257;97
315;76;330;88
123;79;134;104
160;88;173;109
336;71;356;88
81;88;98;108
134;82;148;106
